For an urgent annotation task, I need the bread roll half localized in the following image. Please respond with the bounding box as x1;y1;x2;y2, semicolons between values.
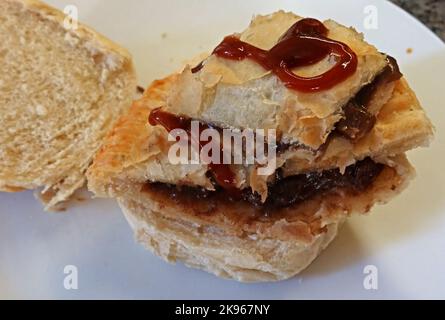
0;0;136;209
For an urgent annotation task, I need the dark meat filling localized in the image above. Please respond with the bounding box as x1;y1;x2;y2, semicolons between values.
146;157;384;212
334;99;376;141
335;56;402;141
244;157;383;210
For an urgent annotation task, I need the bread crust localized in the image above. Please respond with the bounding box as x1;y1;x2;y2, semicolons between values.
11;0;133;62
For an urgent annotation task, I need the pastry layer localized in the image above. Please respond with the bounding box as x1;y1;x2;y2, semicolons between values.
164;11;388;148
87;75;432;200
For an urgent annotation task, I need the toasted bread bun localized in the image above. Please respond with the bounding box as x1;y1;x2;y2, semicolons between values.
115;155;413;282
0;0;136;209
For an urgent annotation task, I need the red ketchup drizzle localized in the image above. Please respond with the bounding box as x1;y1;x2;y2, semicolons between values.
198;18;358;92
149;108;237;192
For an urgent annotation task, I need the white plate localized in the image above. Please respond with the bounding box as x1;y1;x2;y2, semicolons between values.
1;0;444;299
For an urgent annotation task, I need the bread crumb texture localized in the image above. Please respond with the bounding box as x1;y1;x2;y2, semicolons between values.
0;0;136;210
